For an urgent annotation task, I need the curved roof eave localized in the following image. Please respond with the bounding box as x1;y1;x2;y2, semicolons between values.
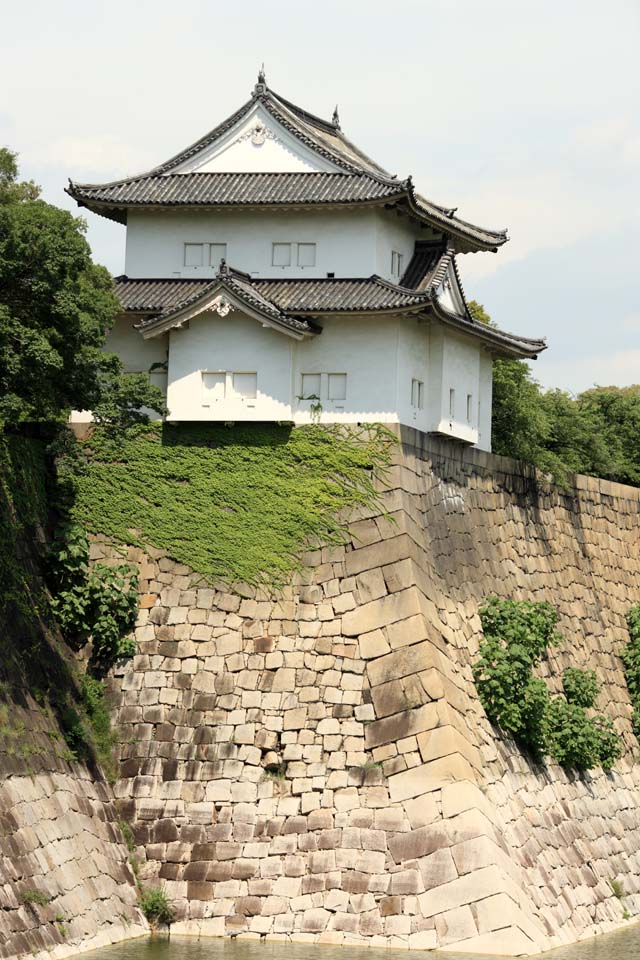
428;298;546;359
66;81;509;251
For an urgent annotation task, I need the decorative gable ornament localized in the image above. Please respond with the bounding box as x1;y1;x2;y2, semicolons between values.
233;120;279;148
211;296;233;317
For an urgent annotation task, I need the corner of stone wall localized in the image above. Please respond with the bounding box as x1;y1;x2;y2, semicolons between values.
97;428;640;956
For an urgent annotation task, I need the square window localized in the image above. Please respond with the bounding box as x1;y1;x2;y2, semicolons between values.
411;379;424;409
301;373;321;399
185;243;204;267
272;242;291;267
202;371;225;404
232;372;257;400
297;243;316;267
209;243;227;268
328;373;347;401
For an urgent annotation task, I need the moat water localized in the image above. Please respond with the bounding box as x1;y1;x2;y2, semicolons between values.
79;926;640;960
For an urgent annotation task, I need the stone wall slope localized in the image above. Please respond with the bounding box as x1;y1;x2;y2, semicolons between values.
105;426;640;955
0;452;146;960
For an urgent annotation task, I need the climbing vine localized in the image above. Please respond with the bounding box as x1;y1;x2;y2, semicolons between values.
621;604;640;738
48;522;138;674
72;422;396;586
473;597;622;771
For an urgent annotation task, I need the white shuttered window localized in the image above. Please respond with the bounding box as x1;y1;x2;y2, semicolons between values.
202;372;225;404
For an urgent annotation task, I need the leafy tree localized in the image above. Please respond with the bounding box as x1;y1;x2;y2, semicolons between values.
468;299;553;470
467;299;640;487
0;148;164;430
578;386;640;486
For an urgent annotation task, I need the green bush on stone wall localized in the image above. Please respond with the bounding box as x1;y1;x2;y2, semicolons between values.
473;597;622;771
621;605;640;738
48;522;138;672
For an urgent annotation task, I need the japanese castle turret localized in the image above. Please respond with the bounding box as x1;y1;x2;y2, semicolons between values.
68;71;545;450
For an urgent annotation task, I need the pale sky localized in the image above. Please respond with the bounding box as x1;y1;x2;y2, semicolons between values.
2;0;639;393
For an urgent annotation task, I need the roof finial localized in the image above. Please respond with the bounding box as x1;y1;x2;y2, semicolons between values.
218;257;229;277
253;64;267;96
332;105;340;129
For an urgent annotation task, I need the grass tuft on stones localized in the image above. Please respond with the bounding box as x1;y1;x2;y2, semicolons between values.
72;422;395;587
139;886;175;928
21;890;50;906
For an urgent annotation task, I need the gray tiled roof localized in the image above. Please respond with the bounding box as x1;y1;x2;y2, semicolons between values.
400;242;449;290
115;274;428;317
68;171;403;221
114;270;545;358
66;80;508;252
126;273;313;337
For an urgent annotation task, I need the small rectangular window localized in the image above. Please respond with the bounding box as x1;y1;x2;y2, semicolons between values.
466;393;473;423
328;373;347;401
301;373;321;399
232;372;257;400
297;243;316;267
391;251;404;277
202;371;225;404
272;242;291;267
411;379;424;409
209;243;227;268
185;243;204;267
449;388;456;419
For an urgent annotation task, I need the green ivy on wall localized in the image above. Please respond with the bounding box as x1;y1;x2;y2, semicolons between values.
72;422;395;587
48;522;138;673
621;605;640;738
473;597;622;771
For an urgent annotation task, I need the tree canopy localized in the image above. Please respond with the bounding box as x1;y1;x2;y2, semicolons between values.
0;148;164;430
468;300;640;487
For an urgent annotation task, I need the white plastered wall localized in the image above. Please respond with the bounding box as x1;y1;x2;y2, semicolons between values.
291;316;400;425
105;317;168;373
69;318;168;423
426;327;484;446
374;209;431;283
478;349;493;452
396;317;430;432
98;309;493;450
124;209;381;280
162;310;401;425
165;311;293;422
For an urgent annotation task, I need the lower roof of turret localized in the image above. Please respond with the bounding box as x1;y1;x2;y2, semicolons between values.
113;271;546;359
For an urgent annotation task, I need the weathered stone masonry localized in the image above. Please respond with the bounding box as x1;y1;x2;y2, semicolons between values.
0;676;145;959
100;427;640;955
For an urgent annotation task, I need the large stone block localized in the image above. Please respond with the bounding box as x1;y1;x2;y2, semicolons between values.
342;589;422;637
417;865;511;918
344;535;411;577
389;755;476;803
443;927;541;956
365;703;438;750
417;726;481;770
435;904;478;946
301;908;331;932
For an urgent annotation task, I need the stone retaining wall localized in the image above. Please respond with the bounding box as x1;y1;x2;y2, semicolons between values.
0;696;146;960
104;426;640;955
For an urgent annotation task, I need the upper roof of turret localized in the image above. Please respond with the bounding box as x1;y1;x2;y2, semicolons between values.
67;71;508;253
